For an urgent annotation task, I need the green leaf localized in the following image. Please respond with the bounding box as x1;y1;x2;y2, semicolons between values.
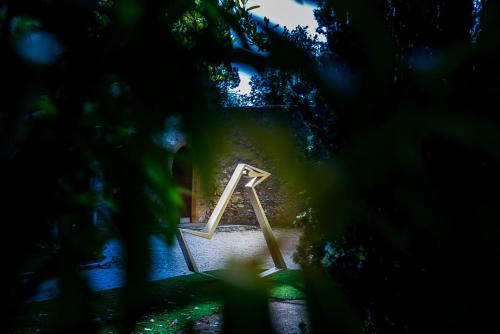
34;95;58;118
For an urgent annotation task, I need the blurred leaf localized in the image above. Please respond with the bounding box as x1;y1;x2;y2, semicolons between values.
15;31;63;65
115;0;144;27
33;95;59;118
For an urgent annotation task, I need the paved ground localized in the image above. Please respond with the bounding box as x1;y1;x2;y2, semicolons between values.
31;228;301;302
269;300;309;334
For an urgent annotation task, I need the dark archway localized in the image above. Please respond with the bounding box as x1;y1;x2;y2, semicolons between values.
172;146;193;223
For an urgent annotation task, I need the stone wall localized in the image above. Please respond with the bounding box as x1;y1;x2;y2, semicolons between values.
199;157;295;225
194;131;300;227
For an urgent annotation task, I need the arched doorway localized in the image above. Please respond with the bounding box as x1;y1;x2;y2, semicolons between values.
172;146;193;223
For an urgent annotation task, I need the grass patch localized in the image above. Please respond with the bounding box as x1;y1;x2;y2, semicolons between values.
267;269;306;299
16;269;304;333
98;301;222;334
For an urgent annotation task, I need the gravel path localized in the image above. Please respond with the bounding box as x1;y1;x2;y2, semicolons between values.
31;228;301;302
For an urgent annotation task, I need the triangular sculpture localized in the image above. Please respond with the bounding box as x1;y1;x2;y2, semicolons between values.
176;163;287;277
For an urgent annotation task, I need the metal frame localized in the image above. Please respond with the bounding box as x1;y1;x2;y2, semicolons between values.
176;163;287;277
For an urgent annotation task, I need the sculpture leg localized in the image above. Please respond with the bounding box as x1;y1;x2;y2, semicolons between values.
246;186;287;270
176;229;199;273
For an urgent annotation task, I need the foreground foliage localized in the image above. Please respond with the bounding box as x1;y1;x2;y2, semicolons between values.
2;0;500;333
15;270;304;333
